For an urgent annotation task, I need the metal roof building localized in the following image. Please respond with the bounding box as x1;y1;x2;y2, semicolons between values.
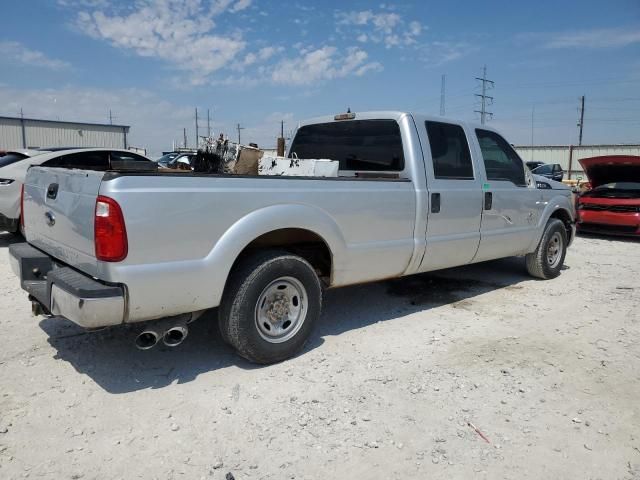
515;144;640;179
0;116;130;151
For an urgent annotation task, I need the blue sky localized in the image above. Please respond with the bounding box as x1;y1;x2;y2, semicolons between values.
1;0;639;155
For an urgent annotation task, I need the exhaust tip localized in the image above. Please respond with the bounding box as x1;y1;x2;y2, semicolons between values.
163;326;188;347
135;331;159;350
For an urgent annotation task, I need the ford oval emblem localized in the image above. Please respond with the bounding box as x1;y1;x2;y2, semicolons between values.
45;211;56;227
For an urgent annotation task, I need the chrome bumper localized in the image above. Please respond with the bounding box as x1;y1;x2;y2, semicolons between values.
50;284;125;329
9;242;126;329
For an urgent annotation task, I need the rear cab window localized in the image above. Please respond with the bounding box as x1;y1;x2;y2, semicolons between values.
288;120;405;173
44;151;110;170
0;153;28;169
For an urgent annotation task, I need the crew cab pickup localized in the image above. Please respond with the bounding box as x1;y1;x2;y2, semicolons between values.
10;111;575;364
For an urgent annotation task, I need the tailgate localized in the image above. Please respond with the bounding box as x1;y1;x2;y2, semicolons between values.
23;167;104;277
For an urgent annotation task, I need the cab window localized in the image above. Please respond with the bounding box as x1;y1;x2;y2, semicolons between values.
426;121;474;179
475;129;526;186
289;120;404;171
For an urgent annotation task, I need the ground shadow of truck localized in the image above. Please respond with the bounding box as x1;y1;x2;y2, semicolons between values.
38;255;534;394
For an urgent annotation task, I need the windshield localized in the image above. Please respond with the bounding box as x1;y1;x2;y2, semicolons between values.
532;164;553;174
156;153;179;164
0;153;28;169
595;182;640;191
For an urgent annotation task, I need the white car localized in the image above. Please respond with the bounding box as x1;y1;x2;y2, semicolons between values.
0;149;50;232
0;148;154;233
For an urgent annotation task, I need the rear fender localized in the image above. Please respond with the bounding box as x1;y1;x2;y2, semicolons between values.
207;204;347;302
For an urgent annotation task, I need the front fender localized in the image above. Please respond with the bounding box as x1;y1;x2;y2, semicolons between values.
527;193;575;252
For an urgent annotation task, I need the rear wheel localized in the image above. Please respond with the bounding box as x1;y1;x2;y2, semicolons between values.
219;250;322;364
526;218;567;279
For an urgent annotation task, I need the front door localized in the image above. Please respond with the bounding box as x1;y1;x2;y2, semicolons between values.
417;120;484;272
472;128;543;262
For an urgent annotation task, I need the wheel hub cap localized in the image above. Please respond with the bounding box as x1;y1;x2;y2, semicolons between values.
255;277;308;344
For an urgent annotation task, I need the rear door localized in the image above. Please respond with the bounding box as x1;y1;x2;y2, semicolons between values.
416;120;484;271
472;129;542;261
23;151;108;276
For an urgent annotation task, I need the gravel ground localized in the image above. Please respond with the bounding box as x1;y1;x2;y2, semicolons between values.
0;232;639;480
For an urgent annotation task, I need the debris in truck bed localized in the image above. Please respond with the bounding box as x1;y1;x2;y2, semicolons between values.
192;134;263;175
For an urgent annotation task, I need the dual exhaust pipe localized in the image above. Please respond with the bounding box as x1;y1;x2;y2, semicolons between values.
135;325;188;350
134;313;202;350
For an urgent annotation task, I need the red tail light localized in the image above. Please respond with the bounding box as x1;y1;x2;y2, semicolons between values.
95;196;128;262
20;184;25;230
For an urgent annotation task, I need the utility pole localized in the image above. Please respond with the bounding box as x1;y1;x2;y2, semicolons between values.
577;95;585;146
440;74;446;116
474;65;494;124
109;109;113;125
530;105;535;160
277;120;286;156
183;128;187;149
195;108;199;148
207;108;211;138
236;123;245;144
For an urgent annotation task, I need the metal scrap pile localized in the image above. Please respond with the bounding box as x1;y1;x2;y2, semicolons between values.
192;134;263;175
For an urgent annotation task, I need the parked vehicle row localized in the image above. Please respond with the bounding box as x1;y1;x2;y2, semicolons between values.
10;111;576;363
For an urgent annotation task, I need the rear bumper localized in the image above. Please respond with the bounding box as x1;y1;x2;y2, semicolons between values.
9;243;126;328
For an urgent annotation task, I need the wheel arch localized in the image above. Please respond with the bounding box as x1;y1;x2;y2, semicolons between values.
207;204;345;306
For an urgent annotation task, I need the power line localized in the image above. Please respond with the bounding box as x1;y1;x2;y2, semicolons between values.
474;65;494;124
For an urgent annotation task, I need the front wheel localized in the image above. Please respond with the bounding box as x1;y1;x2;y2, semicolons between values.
525;218;567;279
219;250;322;364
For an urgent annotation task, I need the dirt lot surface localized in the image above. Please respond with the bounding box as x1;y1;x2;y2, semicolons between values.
0;232;639;480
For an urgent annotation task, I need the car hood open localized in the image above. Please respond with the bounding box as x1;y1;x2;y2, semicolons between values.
578;155;640;188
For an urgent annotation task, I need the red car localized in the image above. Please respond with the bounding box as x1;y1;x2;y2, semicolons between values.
576;155;640;236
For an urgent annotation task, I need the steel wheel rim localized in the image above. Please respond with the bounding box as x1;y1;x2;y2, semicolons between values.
255;276;308;344
546;232;563;268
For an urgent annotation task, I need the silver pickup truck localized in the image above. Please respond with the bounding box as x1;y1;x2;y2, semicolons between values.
10;111;575;364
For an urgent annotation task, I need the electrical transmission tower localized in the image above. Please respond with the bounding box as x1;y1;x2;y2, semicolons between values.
474;65;494;124
236;123;245;144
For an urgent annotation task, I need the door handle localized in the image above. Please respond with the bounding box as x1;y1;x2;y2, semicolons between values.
484;192;492;210
431;193;441;213
47;183;59;200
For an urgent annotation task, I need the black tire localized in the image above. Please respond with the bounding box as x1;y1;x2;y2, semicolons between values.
219;250;322;364
525;218;567;279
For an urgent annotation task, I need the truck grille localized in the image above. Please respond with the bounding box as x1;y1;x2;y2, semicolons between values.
579;222;638;234
579;203;639;213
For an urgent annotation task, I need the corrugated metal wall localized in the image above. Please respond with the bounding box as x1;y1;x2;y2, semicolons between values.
0;117;128;150
515;145;640;178
0;118;24;149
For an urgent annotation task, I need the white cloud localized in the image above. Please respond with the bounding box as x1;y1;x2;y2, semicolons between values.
542;27;640;49
335;9;423;47
270;46;382;86
72;0;254;83
0;41;71;71
230;0;252;13
417;41;474;66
